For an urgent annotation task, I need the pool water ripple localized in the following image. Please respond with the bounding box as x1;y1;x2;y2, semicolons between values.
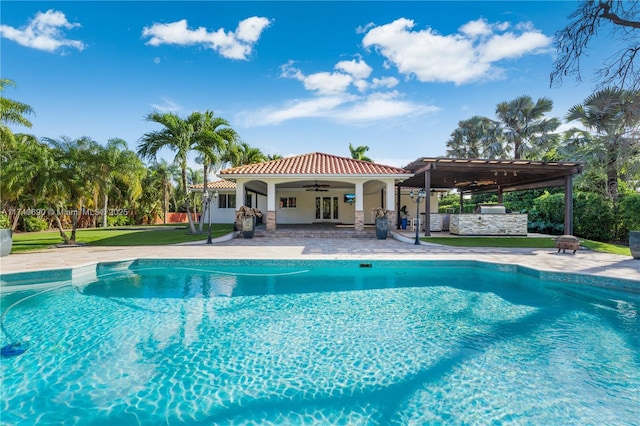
1;262;639;425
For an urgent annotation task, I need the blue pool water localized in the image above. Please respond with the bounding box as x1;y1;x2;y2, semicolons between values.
1;260;639;425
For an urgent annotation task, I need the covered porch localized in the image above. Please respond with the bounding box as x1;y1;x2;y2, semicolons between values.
218;153;413;233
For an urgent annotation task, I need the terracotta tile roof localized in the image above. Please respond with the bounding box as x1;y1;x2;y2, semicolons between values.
219;152;411;176
190;180;236;190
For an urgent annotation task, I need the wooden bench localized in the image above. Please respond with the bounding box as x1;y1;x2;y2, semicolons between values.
555;235;580;254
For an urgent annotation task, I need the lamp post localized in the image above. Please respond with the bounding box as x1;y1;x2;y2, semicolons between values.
204;190;218;244
409;188;426;245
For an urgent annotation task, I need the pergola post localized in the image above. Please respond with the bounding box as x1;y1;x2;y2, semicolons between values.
564;175;573;235
497;186;503;204
396;184;401;229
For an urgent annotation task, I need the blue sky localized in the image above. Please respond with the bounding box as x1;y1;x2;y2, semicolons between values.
2;1;607;168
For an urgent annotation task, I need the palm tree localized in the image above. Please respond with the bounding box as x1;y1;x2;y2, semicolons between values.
2;136;79;243
43;136;97;243
192;111;239;233
229;142;267;166
137;111;203;234
446;116;502;158
564;88;640;203
148;159;178;224
0;134;44;230
92;138;144;227
0;79;34;147
495;96;561;160
267;153;283;161
349;143;373;162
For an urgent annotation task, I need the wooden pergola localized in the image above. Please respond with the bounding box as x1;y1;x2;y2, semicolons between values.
399;158;584;236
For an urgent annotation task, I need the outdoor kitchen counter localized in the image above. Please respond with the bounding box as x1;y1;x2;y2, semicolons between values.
449;213;528;236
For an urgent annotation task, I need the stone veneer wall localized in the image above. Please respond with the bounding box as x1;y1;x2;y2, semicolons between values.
354;210;364;231
266;210;276;232
430;213;442;232
386;210;396;236
449;214;528;236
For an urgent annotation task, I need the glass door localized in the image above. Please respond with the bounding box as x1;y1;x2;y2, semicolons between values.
315;196;339;220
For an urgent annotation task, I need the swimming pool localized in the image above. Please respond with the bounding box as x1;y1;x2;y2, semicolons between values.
1;259;639;425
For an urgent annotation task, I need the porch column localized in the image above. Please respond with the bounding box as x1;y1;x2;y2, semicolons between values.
354;182;364;231
386;181;396;236
266;181;276;232
564;175;573;235
497;186;504;204
396;184;401;229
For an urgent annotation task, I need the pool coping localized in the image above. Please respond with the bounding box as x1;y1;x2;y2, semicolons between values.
1;234;638;290
1;257;639;294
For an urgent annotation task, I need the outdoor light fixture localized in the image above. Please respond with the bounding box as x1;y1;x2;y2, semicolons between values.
204;189;219;244
409;188;427;245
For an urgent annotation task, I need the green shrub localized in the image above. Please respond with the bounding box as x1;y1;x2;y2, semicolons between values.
21;216;49;232
618;193;640;240
573;192;616;242
0;212;10;229
106;215;133;227
528;192;565;234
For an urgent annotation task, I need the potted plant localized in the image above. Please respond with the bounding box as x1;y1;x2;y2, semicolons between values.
400;205;409;230
235;206;263;239
0;212;12;257
630;231;640;260
372;208;388;239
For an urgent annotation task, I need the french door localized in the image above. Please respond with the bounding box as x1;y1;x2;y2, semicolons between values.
315;196;339;220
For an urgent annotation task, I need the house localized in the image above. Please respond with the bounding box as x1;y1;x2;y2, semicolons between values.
192;153;583;236
194;152;414;231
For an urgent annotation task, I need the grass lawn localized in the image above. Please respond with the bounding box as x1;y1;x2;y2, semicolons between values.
422;236;631;256
10;224;234;253
8;226;632;257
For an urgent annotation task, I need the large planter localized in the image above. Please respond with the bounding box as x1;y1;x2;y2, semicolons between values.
242;217;255;239
375;217;388;240
630;231;640;260
0;229;12;256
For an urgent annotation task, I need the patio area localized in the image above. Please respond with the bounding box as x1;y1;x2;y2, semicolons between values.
0;233;638;285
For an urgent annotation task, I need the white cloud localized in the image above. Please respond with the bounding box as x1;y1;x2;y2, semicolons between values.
240;95;352;126
480;31;551;62
335;58;372;79
362;17;552;85
236;16;272;42
459;18;493;38
142;16;272;60
0;9;85;53
303;72;353;95
336;91;439;123
356;22;375;35
243;53;436;126
239;91;437;127
151;98;182;112
371;76;399;89
281;62;353;95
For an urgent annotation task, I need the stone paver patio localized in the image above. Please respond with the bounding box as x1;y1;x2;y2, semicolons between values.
1;233;638;286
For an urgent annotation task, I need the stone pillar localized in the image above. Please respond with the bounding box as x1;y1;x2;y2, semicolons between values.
354;210;364;231
266;210;276;232
386;210;396;236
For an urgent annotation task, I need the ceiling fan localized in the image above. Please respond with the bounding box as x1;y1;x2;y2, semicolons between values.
303;181;330;192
